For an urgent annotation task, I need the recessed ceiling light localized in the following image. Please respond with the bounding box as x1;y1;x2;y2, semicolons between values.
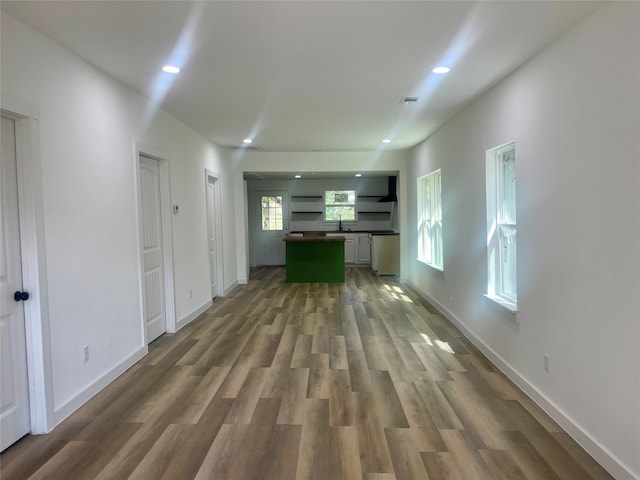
162;65;180;74
382;139;392;144
295;175;302;179
355;173;362;177
243;138;253;144
432;66;450;74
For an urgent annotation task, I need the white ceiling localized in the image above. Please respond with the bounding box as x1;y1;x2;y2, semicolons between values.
2;0;602;152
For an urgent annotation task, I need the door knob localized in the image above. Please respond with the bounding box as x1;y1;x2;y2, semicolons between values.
14;291;29;302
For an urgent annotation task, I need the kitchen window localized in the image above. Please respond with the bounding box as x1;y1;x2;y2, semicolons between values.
417;169;443;270
325;190;356;222
486;142;517;311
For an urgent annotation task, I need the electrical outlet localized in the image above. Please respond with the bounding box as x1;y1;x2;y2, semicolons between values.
544;354;549;373
449;295;454;303
83;345;90;363
189;289;193;299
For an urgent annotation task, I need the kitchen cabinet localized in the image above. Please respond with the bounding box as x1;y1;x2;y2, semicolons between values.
327;233;355;263
356;233;371;264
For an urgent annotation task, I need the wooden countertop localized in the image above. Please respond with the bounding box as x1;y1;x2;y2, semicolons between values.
284;236;345;242
290;230;395;234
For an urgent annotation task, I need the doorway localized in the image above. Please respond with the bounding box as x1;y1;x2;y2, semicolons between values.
1;115;30;450
205;171;224;299
137;152;175;342
253;191;288;266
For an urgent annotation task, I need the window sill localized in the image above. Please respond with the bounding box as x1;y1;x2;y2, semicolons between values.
417;258;443;272
484;294;518;313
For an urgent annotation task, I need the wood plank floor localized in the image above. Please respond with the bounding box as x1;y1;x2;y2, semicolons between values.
1;267;612;480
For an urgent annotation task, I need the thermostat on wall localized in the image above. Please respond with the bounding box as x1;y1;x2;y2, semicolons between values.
172;205;179;215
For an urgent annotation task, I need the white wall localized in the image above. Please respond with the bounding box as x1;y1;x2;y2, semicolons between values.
1;13;237;427
407;3;639;479
231;150;410;282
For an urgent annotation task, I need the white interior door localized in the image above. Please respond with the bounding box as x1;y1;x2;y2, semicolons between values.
139;155;166;343
1;116;30;451
253;191;288;266
206;176;221;299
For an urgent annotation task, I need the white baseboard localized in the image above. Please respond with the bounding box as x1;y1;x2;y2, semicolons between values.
176;300;213;332
407;281;637;480
52;346;147;427
224;280;239;295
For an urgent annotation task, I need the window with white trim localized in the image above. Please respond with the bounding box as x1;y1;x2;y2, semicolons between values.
486;142;517;309
417;169;443;270
325;190;356;222
261;195;283;231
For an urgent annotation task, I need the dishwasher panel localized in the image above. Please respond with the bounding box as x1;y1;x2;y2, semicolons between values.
371;234;399;275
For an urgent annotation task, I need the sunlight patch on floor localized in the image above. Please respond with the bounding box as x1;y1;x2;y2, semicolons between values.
420;333;434;346
382;284;413;303
436;339;455;354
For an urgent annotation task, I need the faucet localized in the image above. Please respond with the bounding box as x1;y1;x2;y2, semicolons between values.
338;215;343;231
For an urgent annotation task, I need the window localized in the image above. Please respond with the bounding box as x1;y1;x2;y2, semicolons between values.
325;190;356;222
417;169;443;269
261;195;283;230
486;142;517;310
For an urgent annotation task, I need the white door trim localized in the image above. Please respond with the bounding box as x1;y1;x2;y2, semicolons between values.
134;143;176;337
205;169;224;298
1;92;54;434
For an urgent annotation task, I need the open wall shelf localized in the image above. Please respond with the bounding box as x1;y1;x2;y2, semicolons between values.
289;190;394;226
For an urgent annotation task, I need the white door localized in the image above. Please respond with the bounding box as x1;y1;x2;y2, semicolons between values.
139;156;166;343
254;191;288;266
206;177;219;299
1;116;30;451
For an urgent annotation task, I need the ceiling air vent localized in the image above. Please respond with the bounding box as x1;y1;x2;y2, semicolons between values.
400;96;419;104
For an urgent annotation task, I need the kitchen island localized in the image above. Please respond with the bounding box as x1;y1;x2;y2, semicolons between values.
284;235;345;283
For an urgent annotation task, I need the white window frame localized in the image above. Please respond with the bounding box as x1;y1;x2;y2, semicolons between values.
486;142;517;312
260;195;284;231
417;169;443;270
324;190;357;223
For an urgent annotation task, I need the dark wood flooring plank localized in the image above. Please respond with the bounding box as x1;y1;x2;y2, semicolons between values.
330;425;363;480
385;427;430;480
306;360;331;399
329;335;349;370
263;425;303;480
24;441;89;480
422;451;466;480
354;392;395;475
172;366;230;424
503;400;596;480
329;369;356;427
290;334;314;368
478;448;528;480
295;398;331;480
394;382;447;452
413;379;464;430
550;431;614;480
223;366;268;424
0;420;89;480
275;367;309;425
439;429;495;480
57;422;142;480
